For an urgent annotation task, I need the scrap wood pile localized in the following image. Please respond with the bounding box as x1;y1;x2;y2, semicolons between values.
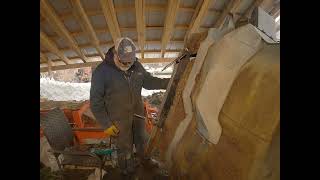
143;92;165;109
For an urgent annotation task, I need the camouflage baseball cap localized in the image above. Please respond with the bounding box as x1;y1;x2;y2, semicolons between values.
115;37;136;62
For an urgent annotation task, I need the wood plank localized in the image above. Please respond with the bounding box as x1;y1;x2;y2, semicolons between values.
57;4;198;20
241;0;264;22
100;0;121;43
179;6;195;12
48;25;188;39
40;58;175;72
71;0;105;60
41;40;184;54
213;0;238;28
40;31;70;64
139;58;174;63
135;0;146;58
40;0;88;62
40;52;48;62
161;0;181;57
186;0;212;40
40;61;101;72
48;51;180;61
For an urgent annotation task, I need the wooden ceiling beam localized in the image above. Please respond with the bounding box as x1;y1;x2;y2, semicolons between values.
47;49;181;61
40;61;101;72
47;25;189;39
41;52;54;75
41;39;185;54
214;0;239;28
140;58;174;63
185;0;212;40
40;52;48;63
100;0;121;43
47;6;222;24
40;31;70;64
161;0;181;58
40;58;175;72
71;0;105;60
40;0;88;62
237;0;264;23
135;0;146;58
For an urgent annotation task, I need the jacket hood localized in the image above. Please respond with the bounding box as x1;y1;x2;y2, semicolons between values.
104;46;139;69
104;46;116;66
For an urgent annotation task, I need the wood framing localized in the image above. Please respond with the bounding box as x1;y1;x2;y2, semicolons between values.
242;0;264;21
48;25;189;40
41;40;185;54
100;0;121;43
214;0;238;28
71;0;105;60
56;5;185;20
40;0;270;71
40;52;48;63
40;0;88;62
161;0;181;57
40;31;70;64
135;0;146;58
140;58;174;63
40;58;174;72
40;61;101;72
185;0;212;40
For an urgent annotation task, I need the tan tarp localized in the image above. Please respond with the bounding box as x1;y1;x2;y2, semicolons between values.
195;24;264;144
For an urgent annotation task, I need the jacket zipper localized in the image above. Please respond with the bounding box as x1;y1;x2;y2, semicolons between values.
123;72;133;112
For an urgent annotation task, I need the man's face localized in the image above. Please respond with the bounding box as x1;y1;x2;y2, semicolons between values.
114;54;134;71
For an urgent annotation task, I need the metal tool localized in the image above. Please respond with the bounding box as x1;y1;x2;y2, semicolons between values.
161;48;197;72
134;113;146;119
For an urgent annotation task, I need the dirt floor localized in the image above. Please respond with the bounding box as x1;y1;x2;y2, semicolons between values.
40;161;168;180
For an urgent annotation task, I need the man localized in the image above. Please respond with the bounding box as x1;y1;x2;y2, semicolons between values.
90;37;169;175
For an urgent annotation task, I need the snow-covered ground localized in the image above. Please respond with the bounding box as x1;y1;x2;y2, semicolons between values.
40;78;166;101
40;63;172;101
40;78;91;101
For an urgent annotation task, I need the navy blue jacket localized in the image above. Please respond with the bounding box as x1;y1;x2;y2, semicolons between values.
90;47;169;129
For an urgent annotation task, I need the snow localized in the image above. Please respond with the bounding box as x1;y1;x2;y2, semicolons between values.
40;78;166;101
141;89;165;97
40;78;91;101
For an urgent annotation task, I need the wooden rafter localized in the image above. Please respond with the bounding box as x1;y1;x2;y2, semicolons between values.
135;0;146;58
229;0;242;20
41;52;54;75
140;58;174;63
100;0;121;43
40;58;174;72
214;0;239;28
40;31;70;64
47;50;181;61
185;0;212;40
40;0;88;62
71;0;105;60
161;0;181;58
40;52;48;63
47;6;222;23
41;61;101;72
241;0;264;22
47;25;189;39
41;39;185;54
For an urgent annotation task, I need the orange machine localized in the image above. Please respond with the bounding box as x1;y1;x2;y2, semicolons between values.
144;101;158;134
40;100;158;144
40;101;106;144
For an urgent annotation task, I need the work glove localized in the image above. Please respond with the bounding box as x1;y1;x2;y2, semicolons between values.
104;125;120;136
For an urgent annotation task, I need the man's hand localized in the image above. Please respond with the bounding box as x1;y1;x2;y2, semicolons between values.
104;125;120;136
